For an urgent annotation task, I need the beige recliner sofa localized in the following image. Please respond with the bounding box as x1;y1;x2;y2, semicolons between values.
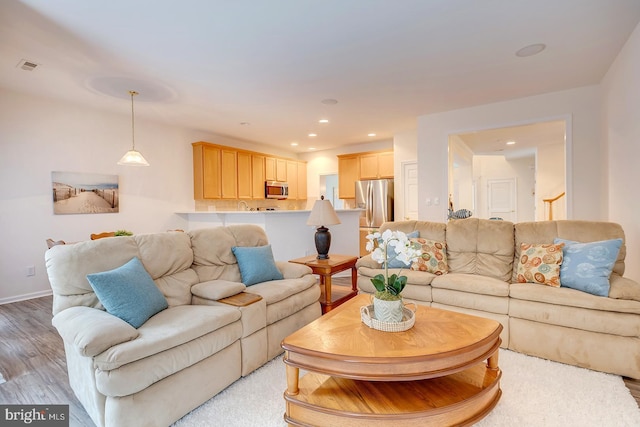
356;218;640;379
45;224;321;427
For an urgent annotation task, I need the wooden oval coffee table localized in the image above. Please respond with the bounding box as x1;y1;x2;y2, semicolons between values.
281;294;503;426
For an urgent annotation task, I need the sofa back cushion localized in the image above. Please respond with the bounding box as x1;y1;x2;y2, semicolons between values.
445;218;515;282
379;220;446;241
189;224;270;283
513;220;626;283
45;231;196;315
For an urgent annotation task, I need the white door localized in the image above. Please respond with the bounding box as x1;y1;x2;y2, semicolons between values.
487;178;516;222
403;161;418;220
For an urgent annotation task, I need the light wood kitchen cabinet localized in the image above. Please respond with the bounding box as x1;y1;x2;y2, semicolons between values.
359;151;394;179
251;154;265;199
193;143;222;199
297;161;307;200
237;151;252;199
377;151;394;178
265;157;276;181
287;161;298;199
338;155;359;199
276;158;287;182
221;149;237;199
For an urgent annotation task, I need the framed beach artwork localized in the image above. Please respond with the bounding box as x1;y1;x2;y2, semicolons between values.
52;171;119;215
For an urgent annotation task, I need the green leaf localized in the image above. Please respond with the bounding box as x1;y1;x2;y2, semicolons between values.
370;274;386;292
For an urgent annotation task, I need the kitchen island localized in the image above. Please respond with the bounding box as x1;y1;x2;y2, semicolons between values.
176;209;362;262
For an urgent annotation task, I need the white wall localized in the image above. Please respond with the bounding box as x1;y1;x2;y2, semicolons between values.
393;129;418;221
602;22;640;282
417;86;603;222
0;88;297;303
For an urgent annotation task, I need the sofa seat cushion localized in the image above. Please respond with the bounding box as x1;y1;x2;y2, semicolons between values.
432;288;509;315
94;304;241;371
261;284;321;325
244;275;317;306
431;273;509;297
509;282;640;314
509;298;640;337
95;320;242;397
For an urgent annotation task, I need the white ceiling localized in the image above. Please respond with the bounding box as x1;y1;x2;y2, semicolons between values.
1;0;639;153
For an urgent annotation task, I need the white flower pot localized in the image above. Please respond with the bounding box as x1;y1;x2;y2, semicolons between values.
373;297;404;323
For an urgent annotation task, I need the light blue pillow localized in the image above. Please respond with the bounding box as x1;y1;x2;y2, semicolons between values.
554;237;623;297
86;257;168;328
232;245;284;286
386;230;419;268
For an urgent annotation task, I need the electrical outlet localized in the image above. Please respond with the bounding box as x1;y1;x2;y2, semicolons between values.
434;197;440;205
425;198;432;206
26;265;35;276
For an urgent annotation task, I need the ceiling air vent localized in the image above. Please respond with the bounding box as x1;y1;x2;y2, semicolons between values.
17;59;39;71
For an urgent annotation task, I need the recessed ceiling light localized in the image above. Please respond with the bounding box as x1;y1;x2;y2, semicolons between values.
290;142;298;146
515;43;546;57
318;119;329;124
308;133;317;137
506;141;516;145
239;122;250;126
321;99;338;105
368;133;376;137
309;147;316;150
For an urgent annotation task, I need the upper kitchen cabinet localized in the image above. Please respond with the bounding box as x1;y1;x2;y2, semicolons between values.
286;161;298;199
251;154;265;199
220;149;238;199
359;151;394;179
297;161;307;200
338;154;359;199
237;151;252;199
193;142;222;199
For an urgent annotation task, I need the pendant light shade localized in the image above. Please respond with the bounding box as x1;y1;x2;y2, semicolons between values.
118;90;149;166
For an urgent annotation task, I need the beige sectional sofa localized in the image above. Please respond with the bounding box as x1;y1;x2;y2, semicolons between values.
45;224;321;427
356;218;640;380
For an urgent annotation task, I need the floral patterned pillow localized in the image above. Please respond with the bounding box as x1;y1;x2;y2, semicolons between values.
410;238;448;275
516;243;565;287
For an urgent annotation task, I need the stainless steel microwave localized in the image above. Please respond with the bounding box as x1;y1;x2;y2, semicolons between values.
265;181;288;199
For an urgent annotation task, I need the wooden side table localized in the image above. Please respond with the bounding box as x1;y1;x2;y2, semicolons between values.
289;254;358;314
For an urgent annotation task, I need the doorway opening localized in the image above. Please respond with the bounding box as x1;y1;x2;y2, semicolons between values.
448;119;567;222
319;174;344;209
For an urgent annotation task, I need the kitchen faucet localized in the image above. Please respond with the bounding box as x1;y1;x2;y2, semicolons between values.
238;201;249;211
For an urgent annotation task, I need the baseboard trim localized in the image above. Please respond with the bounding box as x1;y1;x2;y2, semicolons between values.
0;290;53;306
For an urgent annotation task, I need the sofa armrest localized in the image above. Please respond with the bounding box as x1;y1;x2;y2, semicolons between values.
191;280;247;301
609;274;640;302
276;261;312;279
356;254;382;269
52;306;139;357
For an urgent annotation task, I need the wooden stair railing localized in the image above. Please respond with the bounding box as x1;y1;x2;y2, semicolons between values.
543;192;565;220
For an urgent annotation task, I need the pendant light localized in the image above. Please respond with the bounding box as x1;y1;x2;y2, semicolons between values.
118;90;150;166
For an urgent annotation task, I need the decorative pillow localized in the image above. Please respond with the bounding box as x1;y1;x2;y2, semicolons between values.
516;243;564;287
86;257;168;328
410;238;448;275
232;245;283;286
386;230;419;268
554;238;623;297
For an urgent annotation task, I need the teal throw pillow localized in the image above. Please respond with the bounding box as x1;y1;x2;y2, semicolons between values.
554;237;623;297
386;230;419;268
232;245;284;286
86;257;168;328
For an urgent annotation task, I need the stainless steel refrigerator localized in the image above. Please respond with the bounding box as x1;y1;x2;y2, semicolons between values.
355;179;394;228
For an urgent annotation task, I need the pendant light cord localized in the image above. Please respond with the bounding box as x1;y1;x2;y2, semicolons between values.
129;90;138;150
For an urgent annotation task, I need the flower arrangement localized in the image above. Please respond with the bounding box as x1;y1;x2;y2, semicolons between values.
365;230;422;301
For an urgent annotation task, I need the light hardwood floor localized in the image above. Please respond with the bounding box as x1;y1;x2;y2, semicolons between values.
1;289;639;427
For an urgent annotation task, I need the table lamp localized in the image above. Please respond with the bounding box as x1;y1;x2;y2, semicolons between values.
306;196;341;259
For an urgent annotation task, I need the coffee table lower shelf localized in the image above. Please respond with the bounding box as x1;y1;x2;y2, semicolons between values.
284;362;501;427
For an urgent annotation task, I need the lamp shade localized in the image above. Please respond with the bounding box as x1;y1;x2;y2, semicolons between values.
117;149;149;166
306;197;341;227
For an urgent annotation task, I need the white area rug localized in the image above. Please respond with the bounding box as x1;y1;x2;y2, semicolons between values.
172;350;640;427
